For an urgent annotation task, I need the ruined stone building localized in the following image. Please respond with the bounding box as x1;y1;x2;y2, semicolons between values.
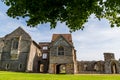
0;27;120;74
0;27;77;74
38;34;77;74
0;27;42;72
77;53;120;74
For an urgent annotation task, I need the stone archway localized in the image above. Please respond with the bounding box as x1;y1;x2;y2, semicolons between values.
37;61;41;72
56;64;66;74
40;64;44;73
94;63;99;71
37;61;44;73
111;62;117;74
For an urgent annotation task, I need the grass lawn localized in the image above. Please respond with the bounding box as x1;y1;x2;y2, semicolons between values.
0;71;120;80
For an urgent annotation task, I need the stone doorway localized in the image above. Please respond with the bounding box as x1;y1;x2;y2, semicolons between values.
111;63;117;74
37;61;41;72
56;64;66;74
37;61;44;73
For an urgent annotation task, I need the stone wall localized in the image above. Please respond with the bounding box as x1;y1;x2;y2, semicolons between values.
104;53;115;61
39;42;50;73
50;45;73;64
50;56;73;63
26;41;42;72
49;36;75;74
104;60;120;74
0;27;32;72
104;53;120;74
0;38;4;53
77;61;105;74
0;38;31;72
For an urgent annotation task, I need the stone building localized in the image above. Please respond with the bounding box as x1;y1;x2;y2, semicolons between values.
0;27;120;74
48;34;77;74
0;27;42;72
38;34;77;74
104;53;120;74
0;27;77;74
77;53;120;74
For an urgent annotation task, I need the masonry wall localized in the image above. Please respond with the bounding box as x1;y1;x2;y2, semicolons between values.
26;41;42;72
39;42;50;73
49;37;74;74
0;27;32;72
103;53;120;74
0;38;4;60
77;61;105;74
0;38;31;72
104;60;120;74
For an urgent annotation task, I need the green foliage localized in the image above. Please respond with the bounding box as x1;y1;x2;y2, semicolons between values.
0;71;120;80
2;0;120;31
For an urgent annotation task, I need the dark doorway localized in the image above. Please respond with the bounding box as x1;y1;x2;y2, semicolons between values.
37;61;41;73
56;64;66;74
37;61;44;73
40;64;44;73
111;63;117;74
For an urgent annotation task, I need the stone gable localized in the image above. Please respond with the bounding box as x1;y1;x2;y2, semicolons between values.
49;34;76;74
0;27;42;72
4;27;31;40
52;34;73;45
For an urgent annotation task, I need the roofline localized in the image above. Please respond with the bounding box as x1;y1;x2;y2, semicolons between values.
50;35;74;48
32;41;41;49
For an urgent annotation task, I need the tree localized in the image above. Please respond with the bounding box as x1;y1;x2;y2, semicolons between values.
2;0;120;32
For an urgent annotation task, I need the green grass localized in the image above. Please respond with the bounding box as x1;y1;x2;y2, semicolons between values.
0;71;120;80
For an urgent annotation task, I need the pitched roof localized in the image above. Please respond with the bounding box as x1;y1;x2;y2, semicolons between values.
51;34;73;45
4;27;31;40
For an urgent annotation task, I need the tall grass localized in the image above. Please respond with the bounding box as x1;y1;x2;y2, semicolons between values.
0;71;120;80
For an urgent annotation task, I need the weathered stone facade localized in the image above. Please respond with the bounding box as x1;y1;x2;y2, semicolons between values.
0;27;42;72
39;42;50;73
77;53;120;74
104;53;120;74
0;27;120;74
48;34;77;74
77;61;105;74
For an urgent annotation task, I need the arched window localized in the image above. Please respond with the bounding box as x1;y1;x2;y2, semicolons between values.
5;64;9;70
40;64;44;72
111;62;117;74
94;63;99;71
58;46;64;55
11;37;20;60
11;37;19;49
18;64;22;70
83;64;87;71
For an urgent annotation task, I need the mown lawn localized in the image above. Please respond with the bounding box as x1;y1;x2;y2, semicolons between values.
0;71;120;80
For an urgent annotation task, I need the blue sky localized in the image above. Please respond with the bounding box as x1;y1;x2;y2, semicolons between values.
0;1;120;61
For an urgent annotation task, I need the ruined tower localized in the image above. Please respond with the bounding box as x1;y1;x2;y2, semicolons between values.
104;53;115;61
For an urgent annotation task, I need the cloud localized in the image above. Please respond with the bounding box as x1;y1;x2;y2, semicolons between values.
72;17;120;61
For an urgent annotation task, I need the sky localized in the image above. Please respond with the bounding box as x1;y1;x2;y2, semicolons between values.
0;1;120;61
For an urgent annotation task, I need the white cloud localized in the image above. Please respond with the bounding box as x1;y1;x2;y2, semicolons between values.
72;17;120;61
